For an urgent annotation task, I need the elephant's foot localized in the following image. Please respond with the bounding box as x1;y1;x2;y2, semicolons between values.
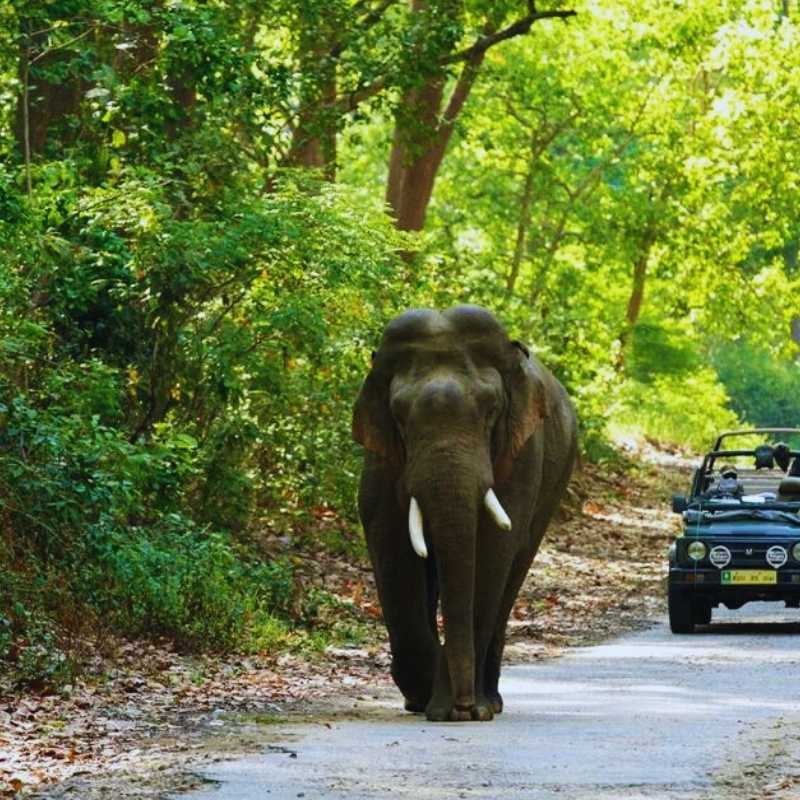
424;701;451;722
471;698;495;721
401;686;431;714
391;653;434;714
424;699;494;722
450;706;473;722
487;691;503;714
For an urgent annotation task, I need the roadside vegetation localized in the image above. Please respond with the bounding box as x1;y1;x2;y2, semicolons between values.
2;0;800;694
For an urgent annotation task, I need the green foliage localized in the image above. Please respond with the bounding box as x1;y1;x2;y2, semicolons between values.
0;598;74;691
0;547;83;689
713;342;800;429
627;321;700;384
84;525;295;650
0;131;409;682
617;369;740;452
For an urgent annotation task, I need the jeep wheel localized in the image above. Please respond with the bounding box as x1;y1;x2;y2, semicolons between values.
669;590;695;633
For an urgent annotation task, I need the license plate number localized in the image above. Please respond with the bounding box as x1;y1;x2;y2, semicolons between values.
721;570;777;585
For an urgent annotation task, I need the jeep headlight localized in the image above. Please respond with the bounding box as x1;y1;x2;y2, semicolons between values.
687;541;707;561
792;542;800;562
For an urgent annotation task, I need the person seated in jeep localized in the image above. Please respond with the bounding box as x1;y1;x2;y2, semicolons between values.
708;465;744;499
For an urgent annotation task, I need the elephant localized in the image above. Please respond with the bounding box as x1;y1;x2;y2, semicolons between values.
352;304;577;722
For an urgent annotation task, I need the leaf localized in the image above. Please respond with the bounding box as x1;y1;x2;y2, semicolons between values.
172;434;198;450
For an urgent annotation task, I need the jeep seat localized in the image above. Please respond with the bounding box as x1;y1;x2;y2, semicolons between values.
778;476;800;497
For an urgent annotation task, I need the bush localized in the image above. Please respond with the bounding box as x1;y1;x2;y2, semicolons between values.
83;522;295;650
713;341;800;429
0;556;82;690
615;368;740;451
628;321;700;384
0;161;411;684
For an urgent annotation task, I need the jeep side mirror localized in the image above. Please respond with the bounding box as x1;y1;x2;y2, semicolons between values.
672;495;688;514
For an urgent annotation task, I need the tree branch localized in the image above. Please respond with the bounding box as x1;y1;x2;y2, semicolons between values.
357;0;398;30
329;5;577;119
29;26;93;64
442;8;577;66
440;51;484;132
341;74;388;113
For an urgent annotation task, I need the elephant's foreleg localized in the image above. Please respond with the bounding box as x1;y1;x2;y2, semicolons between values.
482;548;534;713
470;533;518;721
366;526;438;712
484;451;576;710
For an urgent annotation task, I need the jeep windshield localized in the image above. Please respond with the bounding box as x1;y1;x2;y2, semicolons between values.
685;429;800;516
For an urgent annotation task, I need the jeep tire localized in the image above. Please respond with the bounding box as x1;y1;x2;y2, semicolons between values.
693;599;712;626
669;589;696;633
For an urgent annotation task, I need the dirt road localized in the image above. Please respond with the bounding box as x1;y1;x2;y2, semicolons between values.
179;604;800;800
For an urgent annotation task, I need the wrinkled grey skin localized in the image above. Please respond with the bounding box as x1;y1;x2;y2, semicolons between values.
353;305;577;722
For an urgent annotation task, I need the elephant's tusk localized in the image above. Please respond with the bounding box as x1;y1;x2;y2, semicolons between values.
408;497;428;558
485;489;512;531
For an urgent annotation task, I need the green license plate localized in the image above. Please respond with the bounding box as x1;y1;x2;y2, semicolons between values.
721;570;777;585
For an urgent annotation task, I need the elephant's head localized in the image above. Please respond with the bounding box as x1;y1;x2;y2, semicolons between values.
353;305;547;712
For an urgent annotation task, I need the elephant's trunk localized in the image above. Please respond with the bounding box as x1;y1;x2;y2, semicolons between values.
402;377;502;713
424;491;477;712
408;443;484;711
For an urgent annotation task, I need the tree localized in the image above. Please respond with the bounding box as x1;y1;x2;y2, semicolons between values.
384;1;576;231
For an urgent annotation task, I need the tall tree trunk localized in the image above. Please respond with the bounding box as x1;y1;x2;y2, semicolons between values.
386;77;447;232
386;53;483;232
384;2;576;233
625;251;649;327
617;229;657;371
791;318;800;365
527;213;569;307
287;87;337;179
791;318;800;348
165;70;197;138
14;26;86;158
20;47;31;195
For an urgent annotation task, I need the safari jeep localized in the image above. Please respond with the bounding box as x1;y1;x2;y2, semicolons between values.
668;429;800;633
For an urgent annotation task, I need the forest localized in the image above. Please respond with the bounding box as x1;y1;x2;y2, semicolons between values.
2;0;800;688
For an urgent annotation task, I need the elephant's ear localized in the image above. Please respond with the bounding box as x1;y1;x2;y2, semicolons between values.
352;366;401;464
494;341;548;484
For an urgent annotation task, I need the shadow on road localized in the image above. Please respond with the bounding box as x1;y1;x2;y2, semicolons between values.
697;620;800;634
